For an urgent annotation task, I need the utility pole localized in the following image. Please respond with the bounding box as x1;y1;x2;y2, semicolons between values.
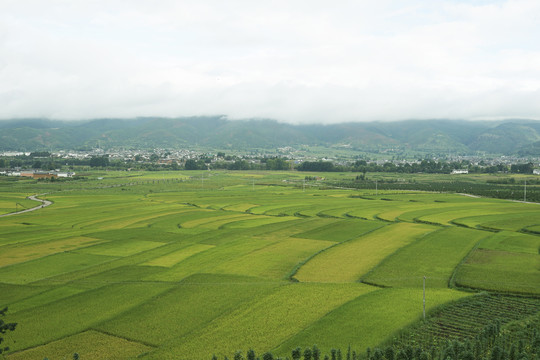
423;275;426;321
375;180;378;196
303;179;305;192
201;174;204;189
524;179;527;202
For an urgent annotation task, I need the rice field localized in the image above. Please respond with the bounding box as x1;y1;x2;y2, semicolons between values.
0;170;539;360
293;223;433;283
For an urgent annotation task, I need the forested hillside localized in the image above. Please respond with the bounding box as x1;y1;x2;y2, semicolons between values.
1;117;540;155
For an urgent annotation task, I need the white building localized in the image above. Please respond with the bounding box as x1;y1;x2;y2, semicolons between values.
55;172;76;178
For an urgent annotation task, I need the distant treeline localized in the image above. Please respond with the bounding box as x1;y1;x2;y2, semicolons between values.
186;159;535;174
297;160;534;175
0;155;111;171
210;317;540;360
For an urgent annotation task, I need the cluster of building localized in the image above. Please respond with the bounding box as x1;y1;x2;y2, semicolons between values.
0;170;76;179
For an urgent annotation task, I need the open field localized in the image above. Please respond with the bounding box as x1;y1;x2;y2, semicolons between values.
0;170;539;359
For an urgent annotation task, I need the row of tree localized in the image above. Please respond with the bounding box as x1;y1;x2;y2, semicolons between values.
0;307;17;356
210;317;540;360
300;160;532;175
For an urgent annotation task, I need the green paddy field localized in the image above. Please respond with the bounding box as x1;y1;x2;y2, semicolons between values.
0;171;539;359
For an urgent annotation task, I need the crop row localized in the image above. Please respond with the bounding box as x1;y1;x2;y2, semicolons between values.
392;293;540;348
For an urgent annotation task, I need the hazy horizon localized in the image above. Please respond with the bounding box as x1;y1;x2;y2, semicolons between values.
2;1;540;123
1;115;540;127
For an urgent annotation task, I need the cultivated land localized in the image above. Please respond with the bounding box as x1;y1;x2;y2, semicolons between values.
0;170;539;360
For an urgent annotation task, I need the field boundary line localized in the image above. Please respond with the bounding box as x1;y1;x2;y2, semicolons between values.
373;214;397;222
412;217;448;227
519;226;540;236
452;280;540;298
358;226;440;286
287;222;387;282
6;327;159;358
344;212;369;220
448;232;494;291
90;327;159;348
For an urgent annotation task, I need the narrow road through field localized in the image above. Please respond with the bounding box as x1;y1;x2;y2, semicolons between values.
0;194;52;218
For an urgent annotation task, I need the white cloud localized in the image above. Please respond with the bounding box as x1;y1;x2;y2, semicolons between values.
0;0;539;123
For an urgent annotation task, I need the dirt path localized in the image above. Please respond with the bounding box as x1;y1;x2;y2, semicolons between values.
0;194;52;218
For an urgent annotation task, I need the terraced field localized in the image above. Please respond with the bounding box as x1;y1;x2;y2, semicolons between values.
0;170;539;360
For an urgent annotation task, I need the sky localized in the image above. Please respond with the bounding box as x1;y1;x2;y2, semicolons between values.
1;0;539;123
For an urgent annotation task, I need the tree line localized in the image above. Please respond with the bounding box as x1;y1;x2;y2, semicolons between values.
298;160;532;175
209;317;540;360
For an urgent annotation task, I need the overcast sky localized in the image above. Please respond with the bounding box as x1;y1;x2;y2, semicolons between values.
1;0;539;123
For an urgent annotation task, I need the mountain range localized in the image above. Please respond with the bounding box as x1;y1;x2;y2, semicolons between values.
1;117;540;156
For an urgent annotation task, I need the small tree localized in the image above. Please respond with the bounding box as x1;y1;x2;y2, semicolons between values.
372;349;383;360
395;349;407;360
384;347;395;360
292;347;302;360
312;345;320;360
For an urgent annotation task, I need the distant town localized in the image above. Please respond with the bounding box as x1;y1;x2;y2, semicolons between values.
1;147;540;176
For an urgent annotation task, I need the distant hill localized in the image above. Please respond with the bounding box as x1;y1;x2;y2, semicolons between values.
1;116;539;155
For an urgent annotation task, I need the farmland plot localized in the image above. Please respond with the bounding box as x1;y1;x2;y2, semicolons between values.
1;171;539;360
294;223;433;283
454;248;540;294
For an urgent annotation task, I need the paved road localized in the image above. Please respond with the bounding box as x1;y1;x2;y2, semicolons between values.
0;194;52;218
